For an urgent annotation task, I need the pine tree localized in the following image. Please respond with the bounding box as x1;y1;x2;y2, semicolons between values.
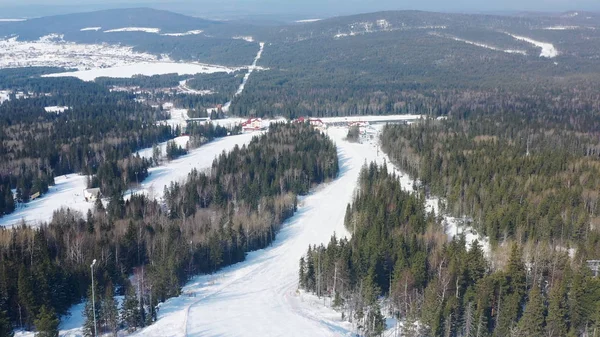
0;309;13;337
518;284;546;337
33;305;58;337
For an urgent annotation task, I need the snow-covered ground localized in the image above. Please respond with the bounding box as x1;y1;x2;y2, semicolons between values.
44;106;70;113
0;90;9;104
295;19;322;23
135;127;372;337
162;30;204;37
129;133;258;200
0;18;26;22
0;174;91;228
0;35;158;70
177;79;214;95
441;34;527;55
319;114;422;124
0;120;258;228
232;36;254;42
80;27;101;31
104;27;161;34
507;33;559;58
45;62;239;81
134;124;490;337
543;25;580;30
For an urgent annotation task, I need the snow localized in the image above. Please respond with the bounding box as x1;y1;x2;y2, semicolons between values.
0;90;9;104
318;114;422;124
295;19;322;23
44;106;70;113
104;27;161;34
177;79;214;95
544;25;579;30
135;127;375;337
162;30;204;37
376;19;392;30
445;35;527;55
0;18;26;22
232;36;254;42
80;27;101;31
0;174;92;228
155;106;189;130
44;62;239;81
507;33;559;58
130;133;257;200
0;35;158;70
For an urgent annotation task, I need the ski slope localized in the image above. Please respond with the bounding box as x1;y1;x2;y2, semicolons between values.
136;124;491;337
0;132;257;228
136;127;389;337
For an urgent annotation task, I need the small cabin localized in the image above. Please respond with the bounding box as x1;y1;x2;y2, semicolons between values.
84;188;101;202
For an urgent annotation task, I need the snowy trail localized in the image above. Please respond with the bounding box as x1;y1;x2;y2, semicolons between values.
137;127;390;337
222;42;265;112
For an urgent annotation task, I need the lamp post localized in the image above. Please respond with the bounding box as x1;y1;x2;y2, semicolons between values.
90;259;98;337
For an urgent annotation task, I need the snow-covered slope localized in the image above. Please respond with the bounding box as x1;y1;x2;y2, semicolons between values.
507;33;559;58
136;127;378;337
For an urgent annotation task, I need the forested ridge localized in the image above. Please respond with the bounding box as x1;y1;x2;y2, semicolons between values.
0;123;338;336
300;164;600;337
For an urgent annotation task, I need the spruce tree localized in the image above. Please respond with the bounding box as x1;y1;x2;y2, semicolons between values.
518;285;546;337
121;284;141;333
0;309;13;337
298;257;306;289
33;306;58;337
546;279;569;337
102;286;118;337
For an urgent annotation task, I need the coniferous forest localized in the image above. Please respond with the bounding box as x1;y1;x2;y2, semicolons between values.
299;163;600;337
0;123;338;335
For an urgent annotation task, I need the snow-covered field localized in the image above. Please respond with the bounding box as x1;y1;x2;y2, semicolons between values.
44;106;70;113
232;36;254;42
105;27;161;34
0;174;91;228
162;30;204;37
80;27;101;31
0;35;158;70
295;19;322;23
319;114;422;124
507;33;559;58
45;62;239;81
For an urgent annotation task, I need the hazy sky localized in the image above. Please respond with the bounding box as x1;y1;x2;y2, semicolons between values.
0;0;598;19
